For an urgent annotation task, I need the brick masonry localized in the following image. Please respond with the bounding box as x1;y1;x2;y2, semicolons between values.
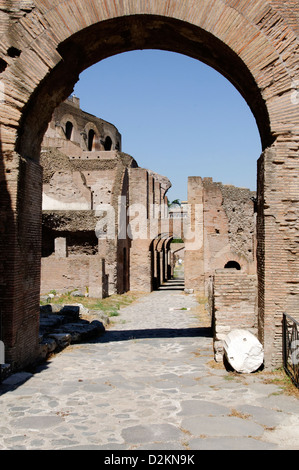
211;270;258;362
41;256;108;299
0;1;298;369
40;98;172;299
1;153;42;369
185;176;257;294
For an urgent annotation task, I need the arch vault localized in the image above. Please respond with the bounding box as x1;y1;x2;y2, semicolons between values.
0;0;298;369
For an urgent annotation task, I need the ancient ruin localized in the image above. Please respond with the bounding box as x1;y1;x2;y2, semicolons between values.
183;177;258;363
40;95;172;297
40;96;257;294
38;96;261;365
0;1;298;372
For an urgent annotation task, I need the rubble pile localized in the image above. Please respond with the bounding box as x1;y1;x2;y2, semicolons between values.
39;303;107;360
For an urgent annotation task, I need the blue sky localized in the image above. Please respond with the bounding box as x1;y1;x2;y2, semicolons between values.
74;50;261;202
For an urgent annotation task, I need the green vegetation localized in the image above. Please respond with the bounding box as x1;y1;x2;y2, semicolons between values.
172;238;184;243
41;290;147;318
168;198;181;207
261;368;299;398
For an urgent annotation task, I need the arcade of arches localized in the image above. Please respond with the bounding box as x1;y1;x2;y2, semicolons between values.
0;1;298;371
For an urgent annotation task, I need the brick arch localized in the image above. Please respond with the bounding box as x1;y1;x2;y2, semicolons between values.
60;113;78;139
0;1;298;369
84;122;99;151
16;15;274;157
0;1;296;158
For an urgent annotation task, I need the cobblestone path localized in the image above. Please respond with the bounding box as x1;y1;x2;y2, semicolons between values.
0;280;299;450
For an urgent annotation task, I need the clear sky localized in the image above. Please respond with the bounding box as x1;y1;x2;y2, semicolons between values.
74;50;262;202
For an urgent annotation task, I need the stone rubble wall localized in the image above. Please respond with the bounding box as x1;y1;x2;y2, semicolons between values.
38;303;107;363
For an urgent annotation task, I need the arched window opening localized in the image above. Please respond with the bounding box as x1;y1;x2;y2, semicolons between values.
88;129;95;151
65;121;73;140
224;261;241;270
104;136;112;150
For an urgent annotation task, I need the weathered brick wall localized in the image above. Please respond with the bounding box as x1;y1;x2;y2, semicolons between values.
43;96;121;152
184;177;205;292
185;177;256;294
0;0;298;369
257;145;299;367
212;270;258;362
41;257;91;295
1;154;42;369
129;239;153;292
41;255;107;298
202;178;256;279
128;167;172;292
41;105;172;298
41;148;130;211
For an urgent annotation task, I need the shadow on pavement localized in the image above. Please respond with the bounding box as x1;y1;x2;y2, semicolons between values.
97;326;212;343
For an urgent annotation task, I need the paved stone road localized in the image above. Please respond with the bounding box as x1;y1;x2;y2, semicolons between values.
1;280;299;450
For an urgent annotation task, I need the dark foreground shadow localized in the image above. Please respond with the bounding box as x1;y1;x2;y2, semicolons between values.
96;326;212;343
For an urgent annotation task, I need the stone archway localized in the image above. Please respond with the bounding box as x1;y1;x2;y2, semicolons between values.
0;1;298;369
